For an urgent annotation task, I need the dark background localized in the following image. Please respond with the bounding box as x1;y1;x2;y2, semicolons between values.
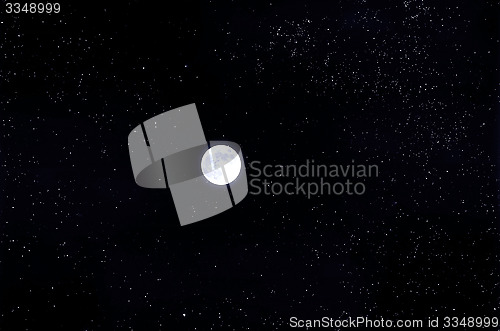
0;0;499;329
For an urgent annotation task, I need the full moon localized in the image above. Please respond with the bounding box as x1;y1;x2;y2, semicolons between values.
201;145;242;185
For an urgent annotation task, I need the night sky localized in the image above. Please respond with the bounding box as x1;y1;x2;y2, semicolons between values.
1;0;499;329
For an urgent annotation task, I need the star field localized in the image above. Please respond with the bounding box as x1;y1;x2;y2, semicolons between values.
0;0;499;329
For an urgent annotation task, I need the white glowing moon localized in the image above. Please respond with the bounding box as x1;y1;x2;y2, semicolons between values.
201;145;242;185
